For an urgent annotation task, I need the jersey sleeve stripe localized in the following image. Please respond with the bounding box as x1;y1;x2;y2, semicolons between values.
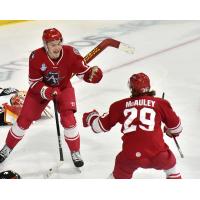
29;81;40;88
166;118;182;134
91;117;103;133
29;77;43;82
98;118;109;132
76;65;90;76
166;118;181;130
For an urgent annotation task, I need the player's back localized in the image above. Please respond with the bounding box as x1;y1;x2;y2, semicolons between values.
110;95;175;159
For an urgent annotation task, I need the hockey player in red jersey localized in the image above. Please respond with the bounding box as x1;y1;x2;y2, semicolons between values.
83;73;182;178
0;28;103;167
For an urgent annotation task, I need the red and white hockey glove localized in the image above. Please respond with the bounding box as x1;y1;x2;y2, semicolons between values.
84;66;103;83
164;126;181;138
40;86;60;101
82;109;99;127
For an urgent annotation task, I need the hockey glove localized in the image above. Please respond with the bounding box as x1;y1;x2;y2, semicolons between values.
82;109;99;127
83;66;103;83
40;86;60;101
164;126;180;138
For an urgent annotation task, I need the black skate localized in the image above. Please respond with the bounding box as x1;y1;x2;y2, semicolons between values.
0;170;21;179
71;151;84;167
0;145;11;163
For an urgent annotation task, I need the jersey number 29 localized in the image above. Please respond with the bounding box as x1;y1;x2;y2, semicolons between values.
123;108;156;134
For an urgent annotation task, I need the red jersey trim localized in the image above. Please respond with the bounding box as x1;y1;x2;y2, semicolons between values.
47;48;63;66
76;62;90;75
98;118;109;132
29;77;43;82
29;81;40;89
166;118;183;134
166;118;181;130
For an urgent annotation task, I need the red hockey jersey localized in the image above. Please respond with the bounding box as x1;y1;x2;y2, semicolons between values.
29;45;88;93
93;96;182;159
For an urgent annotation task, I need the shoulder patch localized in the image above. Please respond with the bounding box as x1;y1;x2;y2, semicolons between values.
73;48;81;55
40;63;47;71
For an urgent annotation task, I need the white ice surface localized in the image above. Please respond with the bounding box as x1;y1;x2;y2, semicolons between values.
0;20;200;179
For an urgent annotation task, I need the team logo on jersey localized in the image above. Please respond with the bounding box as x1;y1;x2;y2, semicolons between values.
40;64;47;71
44;72;63;86
73;48;81;55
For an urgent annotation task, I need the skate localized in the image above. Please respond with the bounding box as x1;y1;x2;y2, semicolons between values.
71;151;84;167
0;144;11;163
0;170;21;179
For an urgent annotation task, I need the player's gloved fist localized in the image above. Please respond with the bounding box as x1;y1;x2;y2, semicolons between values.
41;86;60;101
82;109;99;127
84;66;103;83
164;126;180;138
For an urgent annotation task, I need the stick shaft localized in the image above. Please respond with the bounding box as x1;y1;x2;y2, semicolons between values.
53;99;64;161
172;136;184;158
162;92;184;158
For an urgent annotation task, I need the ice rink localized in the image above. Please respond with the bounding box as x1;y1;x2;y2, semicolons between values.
0;20;200;179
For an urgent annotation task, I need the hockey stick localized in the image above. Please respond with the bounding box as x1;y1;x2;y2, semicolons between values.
52;98;64;162
83;38;134;64
162;92;184;158
172;136;184;158
45;98;64;178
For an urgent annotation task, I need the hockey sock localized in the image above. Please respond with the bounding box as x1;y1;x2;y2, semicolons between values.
164;165;182;179
6;123;25;149
64;134;80;152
